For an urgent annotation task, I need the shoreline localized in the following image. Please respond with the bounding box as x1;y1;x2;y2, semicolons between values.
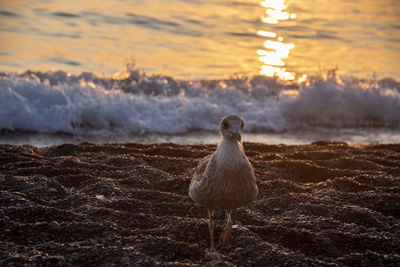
1;127;400;148
1;142;399;266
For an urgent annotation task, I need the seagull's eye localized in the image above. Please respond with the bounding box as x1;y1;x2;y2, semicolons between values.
222;122;229;129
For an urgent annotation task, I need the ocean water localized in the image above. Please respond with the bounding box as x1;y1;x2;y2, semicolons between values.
0;0;399;145
1;0;399;79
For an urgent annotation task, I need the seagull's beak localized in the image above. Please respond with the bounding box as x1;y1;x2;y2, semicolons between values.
232;131;242;142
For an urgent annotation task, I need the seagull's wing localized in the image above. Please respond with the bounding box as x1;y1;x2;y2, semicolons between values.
192;154;212;182
189;154;213;204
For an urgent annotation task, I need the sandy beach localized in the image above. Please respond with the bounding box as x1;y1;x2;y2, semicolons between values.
2;0;400;265
1;141;399;266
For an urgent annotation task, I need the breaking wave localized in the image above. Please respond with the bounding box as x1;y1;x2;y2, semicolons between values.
1;68;400;136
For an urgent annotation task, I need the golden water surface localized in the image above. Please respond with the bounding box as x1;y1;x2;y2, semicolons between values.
0;0;399;79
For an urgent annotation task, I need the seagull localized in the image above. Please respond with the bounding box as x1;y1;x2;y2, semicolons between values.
189;114;258;260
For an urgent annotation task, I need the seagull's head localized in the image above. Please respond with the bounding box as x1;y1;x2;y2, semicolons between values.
220;114;244;142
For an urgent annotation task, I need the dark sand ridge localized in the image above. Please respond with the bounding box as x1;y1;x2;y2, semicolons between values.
0;142;399;266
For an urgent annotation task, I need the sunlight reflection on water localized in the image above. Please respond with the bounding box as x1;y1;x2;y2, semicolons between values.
257;0;302;81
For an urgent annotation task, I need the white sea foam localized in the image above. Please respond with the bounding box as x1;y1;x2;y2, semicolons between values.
1;71;400;136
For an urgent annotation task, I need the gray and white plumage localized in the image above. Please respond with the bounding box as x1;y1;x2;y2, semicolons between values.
189;114;258;258
189;114;258;209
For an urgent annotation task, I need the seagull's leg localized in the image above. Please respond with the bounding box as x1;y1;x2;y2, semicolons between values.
219;209;232;247
205;209;224;260
208;208;216;252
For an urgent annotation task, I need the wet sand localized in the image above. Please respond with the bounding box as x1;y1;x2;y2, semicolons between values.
1;142;399;266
